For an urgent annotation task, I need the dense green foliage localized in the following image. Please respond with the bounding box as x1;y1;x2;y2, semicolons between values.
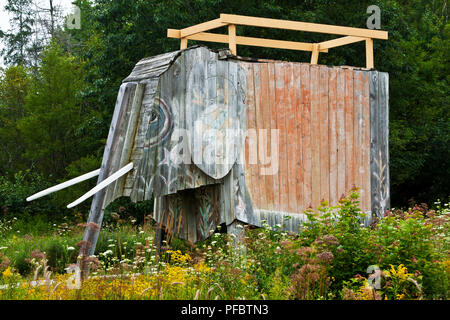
0;0;448;214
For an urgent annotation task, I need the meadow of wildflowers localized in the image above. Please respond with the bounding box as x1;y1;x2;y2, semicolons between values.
0;192;448;300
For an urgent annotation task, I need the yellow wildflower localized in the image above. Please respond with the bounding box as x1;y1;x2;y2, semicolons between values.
193;261;212;273
167;250;191;265
443;260;450;274
388;264;412;282
2;267;12;278
396;293;405;300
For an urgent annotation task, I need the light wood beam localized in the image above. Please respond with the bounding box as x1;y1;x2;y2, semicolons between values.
319;36;367;49
180;18;227;38
310;44;320;64
220;14;388;40
180;38;188;50
228;24;237;55
365;38;374;69
168;30;329;53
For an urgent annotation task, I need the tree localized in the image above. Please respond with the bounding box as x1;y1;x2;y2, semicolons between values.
1;0;35;66
0;65;31;175
18;41;86;178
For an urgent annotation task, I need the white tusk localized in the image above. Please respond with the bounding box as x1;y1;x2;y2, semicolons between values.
26;169;101;202
67;162;133;209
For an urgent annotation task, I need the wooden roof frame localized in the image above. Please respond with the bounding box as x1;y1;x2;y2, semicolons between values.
167;14;388;69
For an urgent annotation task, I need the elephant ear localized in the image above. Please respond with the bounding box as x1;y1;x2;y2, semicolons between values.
185;52;246;180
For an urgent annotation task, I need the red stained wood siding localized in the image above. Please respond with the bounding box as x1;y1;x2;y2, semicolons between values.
243;61;372;214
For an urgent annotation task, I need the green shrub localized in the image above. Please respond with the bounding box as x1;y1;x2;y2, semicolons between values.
103;197;153;225
13;251;32;276
0;170;62;217
372;204;449;299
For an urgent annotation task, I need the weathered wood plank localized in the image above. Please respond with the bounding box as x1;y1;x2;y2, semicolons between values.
361;72;371;213
300;64;312;209
353;70;363;203
104;84;136;206
369;71;390;218
170;52;188;193
130;78;161;202
244;62;257;209
310;65;321;209
113;83;146;198
205;52;218;187
328;67;338;206
293;63;303;213
123;50;181;82
268;62;280;211
336;68;346;200
276;62;289;212
181;49;197;191
253;62;265;209
369;71;379;220
204;50;217;181
161;63;177;196
285;63;298;213
260;62;275;211
188;49;207;188
226;59;240;181
344;69;354;194
380;72;390;212
319;65;329;204
81;82;136;257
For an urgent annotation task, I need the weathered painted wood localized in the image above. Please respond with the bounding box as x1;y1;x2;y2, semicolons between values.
184;48;244;180
233;63;251;225
293;63;304;213
104;84;136;206
170;52;188;193
380;73;390;211
260;62;275;211
244;62;257;209
268;62;280;211
310;65;321;208
361;72;371;213
123;50;182;82
77;46;390;249
254;62;265;209
81;82;135;257
159;60;177;196
285;63;297;213
344;69;354;194
370;71;390;220
319;65;329;204
300;64;312;209
275;62;289;212
328;67;338;206
353;70;363;206
113;83;145;198
369;71;379;221
336;68;346;200
131;78;160;203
